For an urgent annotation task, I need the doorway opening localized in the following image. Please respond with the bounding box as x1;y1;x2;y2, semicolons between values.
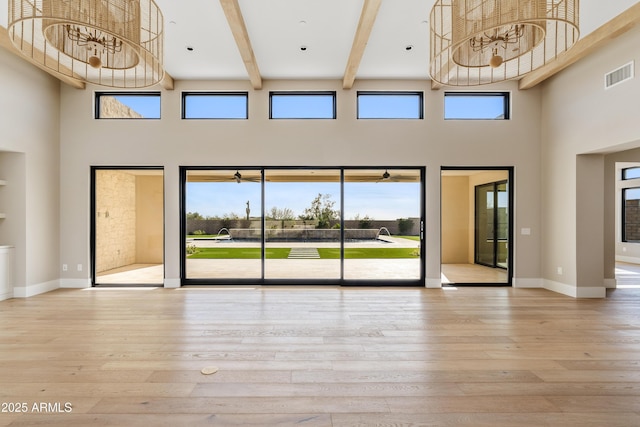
441;167;513;285
91;167;164;285
181;167;425;286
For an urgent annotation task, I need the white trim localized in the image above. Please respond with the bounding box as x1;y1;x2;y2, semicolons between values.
60;279;91;289
0;290;12;301
164;278;181;288
13;280;60;298
604;278;617;289
543;279;606;298
512;278;543;288
426;278;442;288
615;255;640;264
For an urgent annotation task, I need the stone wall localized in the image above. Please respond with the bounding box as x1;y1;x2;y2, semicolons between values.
95;170;137;273
187;218;421;237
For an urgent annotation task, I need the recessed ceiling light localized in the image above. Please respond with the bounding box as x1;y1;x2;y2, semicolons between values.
300;45;307;51
299;20;307;25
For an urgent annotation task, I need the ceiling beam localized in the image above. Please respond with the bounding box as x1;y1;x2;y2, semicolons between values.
519;2;640;90
220;0;263;90
343;0;382;89
160;72;174;91
0;25;86;89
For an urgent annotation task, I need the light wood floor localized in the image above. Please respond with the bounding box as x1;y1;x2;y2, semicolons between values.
1;286;639;426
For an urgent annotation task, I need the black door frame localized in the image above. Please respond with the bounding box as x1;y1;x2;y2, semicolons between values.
179;166;426;286
441;166;514;286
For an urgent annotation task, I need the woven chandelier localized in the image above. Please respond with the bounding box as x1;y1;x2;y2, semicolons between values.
430;0;579;86
8;0;164;88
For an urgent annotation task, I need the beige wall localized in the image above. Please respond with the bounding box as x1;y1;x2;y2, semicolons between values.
136;175;164;264
441;176;469;264
540;24;640;297
0;48;60;297
58;78;543;288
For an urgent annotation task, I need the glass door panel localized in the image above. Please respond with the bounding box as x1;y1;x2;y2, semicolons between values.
475;183;495;266
496;182;509;268
264;169;341;280
343;169;422;281
185;169;262;279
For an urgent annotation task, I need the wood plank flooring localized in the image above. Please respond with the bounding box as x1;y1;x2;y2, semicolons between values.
0;286;639;426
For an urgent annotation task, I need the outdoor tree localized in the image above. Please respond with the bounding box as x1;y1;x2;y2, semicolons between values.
267;206;295;220
300;193;339;229
186;211;204;220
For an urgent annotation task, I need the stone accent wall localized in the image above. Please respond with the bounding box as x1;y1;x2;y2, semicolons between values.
100;96;143;118
95;170;137;273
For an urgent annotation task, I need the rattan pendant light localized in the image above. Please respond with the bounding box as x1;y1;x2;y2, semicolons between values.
7;0;164;88
430;0;579;86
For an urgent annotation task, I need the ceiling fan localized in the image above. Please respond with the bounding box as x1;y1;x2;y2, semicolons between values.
376;169;418;183
233;170;261;183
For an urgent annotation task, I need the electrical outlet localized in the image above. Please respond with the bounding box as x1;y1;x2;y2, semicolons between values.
62;264;68;271
77;264;83;272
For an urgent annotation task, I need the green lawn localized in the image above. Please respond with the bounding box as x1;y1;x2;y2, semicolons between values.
395;235;421;242
187;247;419;259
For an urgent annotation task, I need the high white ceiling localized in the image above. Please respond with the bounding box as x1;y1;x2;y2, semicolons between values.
1;1;638;83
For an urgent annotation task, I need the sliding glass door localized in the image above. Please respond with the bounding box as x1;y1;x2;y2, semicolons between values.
184;169;262;280
343;169;422;281
181;167;424;285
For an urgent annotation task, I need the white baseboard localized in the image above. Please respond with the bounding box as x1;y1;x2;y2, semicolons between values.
60;279;91;289
616;255;640;264
425;278;442;288
164;278;181;288
604;278;617;289
543;279;606;298
512;278;543;288
0;290;13;301
13;279;60;298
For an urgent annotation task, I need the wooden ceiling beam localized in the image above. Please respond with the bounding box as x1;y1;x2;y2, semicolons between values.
0;25;86;89
220;0;263;90
343;0;382;89
519;2;640;90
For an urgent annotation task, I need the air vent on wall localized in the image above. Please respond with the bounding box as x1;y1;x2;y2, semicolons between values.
605;61;634;89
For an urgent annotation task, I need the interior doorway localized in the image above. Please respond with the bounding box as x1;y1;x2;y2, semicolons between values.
91;167;164;285
441;167;513;285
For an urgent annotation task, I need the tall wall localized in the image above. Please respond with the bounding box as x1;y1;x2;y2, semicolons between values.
58;78;543;288
0;47;60;298
540;24;640;297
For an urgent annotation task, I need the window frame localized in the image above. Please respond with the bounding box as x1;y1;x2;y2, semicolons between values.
181;91;249;120
356;91;424;120
269;91;337;119
622;187;640;243
95;91;161;120
622;167;640;180
444;91;511;120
